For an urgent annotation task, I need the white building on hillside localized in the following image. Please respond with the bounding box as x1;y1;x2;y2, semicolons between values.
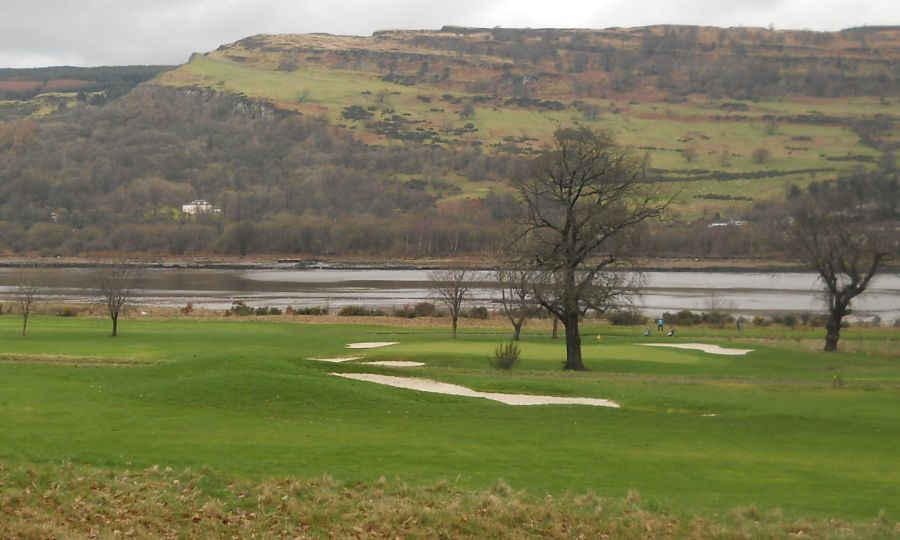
182;200;219;215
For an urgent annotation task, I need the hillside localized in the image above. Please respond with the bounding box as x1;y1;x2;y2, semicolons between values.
0;65;171;120
0;26;897;258
157;26;899;219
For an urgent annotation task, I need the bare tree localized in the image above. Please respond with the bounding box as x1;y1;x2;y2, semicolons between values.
786;194;895;351
512;127;671;370
96;261;143;337
429;268;474;339
495;267;538;340
14;265;41;338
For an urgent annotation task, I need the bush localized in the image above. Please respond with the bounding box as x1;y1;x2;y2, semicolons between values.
666;310;702;326
57;307;79;317
338;305;384;317
465;306;490;319
254;306;270;316
752;315;769;327
701;311;735;327
608;310;646;326
772;313;798;327
268;307;282;316
393;302;436;318
228;301;253;316
490;342;521;370
292;306;328;316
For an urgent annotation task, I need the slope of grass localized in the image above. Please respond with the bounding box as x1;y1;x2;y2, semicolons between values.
0;315;897;527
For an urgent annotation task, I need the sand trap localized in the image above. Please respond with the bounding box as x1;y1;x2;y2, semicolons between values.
640;343;752;356
332;373;619;408
346;342;400;349
305;356;363;363
366;361;425;367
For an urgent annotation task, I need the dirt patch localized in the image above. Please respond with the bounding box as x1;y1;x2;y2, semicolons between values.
332;373;619;407
639;343;752;356
0;354;154;367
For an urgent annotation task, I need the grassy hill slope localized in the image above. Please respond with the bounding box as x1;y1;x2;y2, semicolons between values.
155;26;899;219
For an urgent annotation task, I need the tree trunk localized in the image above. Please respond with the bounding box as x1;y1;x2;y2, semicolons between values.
21;312;28;338
451;315;458;339
111;312;119;337
562;313;585;370
512;322;522;341
824;312;842;352
552;316;559;339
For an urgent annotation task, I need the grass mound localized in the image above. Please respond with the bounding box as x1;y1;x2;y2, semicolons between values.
2;463;896;539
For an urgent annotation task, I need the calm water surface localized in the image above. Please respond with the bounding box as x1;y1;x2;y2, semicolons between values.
0;267;898;321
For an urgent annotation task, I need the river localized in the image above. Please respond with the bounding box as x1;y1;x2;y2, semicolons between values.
0;267;898;322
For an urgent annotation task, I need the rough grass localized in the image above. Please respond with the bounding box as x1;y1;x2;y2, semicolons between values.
2;462;896;539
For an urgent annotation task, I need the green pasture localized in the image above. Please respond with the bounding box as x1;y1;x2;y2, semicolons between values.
0;315;897;522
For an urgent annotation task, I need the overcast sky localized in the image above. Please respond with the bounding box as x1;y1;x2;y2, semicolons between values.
1;0;898;68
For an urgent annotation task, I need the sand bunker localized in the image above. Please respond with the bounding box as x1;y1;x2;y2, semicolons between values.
332;373;619;408
366;361;425;367
640;343;752;356
346;342;400;349
305;356;363;363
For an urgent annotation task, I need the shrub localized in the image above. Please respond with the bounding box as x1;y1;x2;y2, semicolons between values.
57;307;79;317
229;301;253;316
293;306;328;316
393;303;436;318
772;313;798;327
338;305;384;317
752;315;769;327
254;306;270;316
667;310;702;326
490;342;521;370
701;311;735;327
466;306;490;319
608;310;646;326
268;307;282;316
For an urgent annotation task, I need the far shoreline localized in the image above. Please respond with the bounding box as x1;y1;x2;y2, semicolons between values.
0;254;858;273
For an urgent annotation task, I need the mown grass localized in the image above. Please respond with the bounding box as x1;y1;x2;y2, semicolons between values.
0;315;897;536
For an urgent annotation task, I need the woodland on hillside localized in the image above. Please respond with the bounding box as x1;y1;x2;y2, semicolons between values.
0;26;898;259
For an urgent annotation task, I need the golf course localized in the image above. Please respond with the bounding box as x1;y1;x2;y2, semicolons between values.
0;313;897;537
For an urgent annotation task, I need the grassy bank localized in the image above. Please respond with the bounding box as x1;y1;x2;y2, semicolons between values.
0;315;897;535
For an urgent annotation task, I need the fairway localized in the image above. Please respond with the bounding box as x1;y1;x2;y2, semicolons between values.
0;315;898;524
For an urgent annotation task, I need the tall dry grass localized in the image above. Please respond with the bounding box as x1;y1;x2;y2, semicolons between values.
1;463;895;539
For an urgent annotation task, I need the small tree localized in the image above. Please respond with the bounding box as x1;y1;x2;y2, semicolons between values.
681;145;699;163
429;268;474;339
14;265;41;338
495;267;538;341
752;147;771;164
96;261;142;337
786;193;894;351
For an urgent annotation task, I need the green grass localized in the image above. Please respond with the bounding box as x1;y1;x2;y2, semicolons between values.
0;315;897;525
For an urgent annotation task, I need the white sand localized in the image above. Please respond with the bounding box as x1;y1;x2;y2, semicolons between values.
305;356;363;363
346;342;400;349
640;343;752;356
366;361;425;367
331;373;619;408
